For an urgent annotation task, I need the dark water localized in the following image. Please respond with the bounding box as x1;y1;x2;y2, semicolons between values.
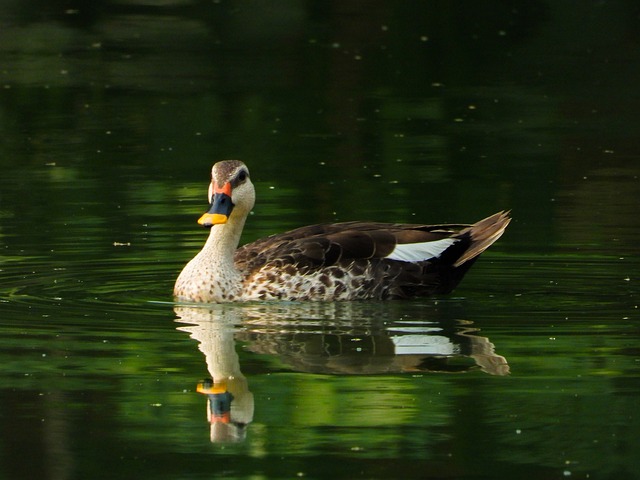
1;2;639;479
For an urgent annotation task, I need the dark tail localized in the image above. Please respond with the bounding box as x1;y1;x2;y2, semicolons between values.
428;210;511;294
453;211;511;268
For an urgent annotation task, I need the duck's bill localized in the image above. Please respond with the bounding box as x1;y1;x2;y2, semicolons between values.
198;192;234;227
198;212;228;226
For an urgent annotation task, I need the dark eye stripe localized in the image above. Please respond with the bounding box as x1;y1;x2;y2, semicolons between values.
231;169;249;188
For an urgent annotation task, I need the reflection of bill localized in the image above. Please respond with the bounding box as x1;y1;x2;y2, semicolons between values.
197;379;234;424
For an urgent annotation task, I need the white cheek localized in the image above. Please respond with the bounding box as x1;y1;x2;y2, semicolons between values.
207;183;213;203
385;238;457;262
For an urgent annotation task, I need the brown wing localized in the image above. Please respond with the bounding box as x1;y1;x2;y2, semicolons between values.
234;220;470;271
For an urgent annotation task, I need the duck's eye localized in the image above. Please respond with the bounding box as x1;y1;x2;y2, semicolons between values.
237;170;247;182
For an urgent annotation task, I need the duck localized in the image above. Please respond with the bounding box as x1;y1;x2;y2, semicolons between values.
174;160;511;303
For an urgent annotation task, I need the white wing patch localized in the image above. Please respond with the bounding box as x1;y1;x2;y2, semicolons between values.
385;238;457;263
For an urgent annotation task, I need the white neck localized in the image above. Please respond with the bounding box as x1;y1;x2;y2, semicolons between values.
203;213;247;266
174;212;248;302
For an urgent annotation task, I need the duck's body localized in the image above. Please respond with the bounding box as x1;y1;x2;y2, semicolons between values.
174;160;510;303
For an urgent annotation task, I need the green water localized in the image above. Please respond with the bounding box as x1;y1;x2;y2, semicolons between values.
1;2;639;479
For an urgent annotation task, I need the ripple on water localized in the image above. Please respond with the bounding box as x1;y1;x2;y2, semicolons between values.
0;255;178;320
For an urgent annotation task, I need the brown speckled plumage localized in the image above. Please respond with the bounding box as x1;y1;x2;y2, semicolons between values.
174;160;511;303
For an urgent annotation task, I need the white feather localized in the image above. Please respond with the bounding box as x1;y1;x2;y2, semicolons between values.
385;238;457;263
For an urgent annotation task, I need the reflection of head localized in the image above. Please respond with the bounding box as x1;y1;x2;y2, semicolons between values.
198;378;253;443
209;390;234;422
210;417;248;443
205;392;249;443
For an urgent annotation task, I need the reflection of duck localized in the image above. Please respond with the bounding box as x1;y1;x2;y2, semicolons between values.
175;304;507;441
174;160;510;303
175;306;254;443
236;304;509;376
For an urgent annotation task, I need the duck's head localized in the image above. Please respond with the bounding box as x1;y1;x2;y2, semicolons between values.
198;160;255;227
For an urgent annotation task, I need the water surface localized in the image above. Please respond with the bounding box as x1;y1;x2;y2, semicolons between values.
1;2;639;479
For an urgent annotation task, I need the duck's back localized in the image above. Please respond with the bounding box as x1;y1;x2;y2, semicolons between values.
233;211;510;301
